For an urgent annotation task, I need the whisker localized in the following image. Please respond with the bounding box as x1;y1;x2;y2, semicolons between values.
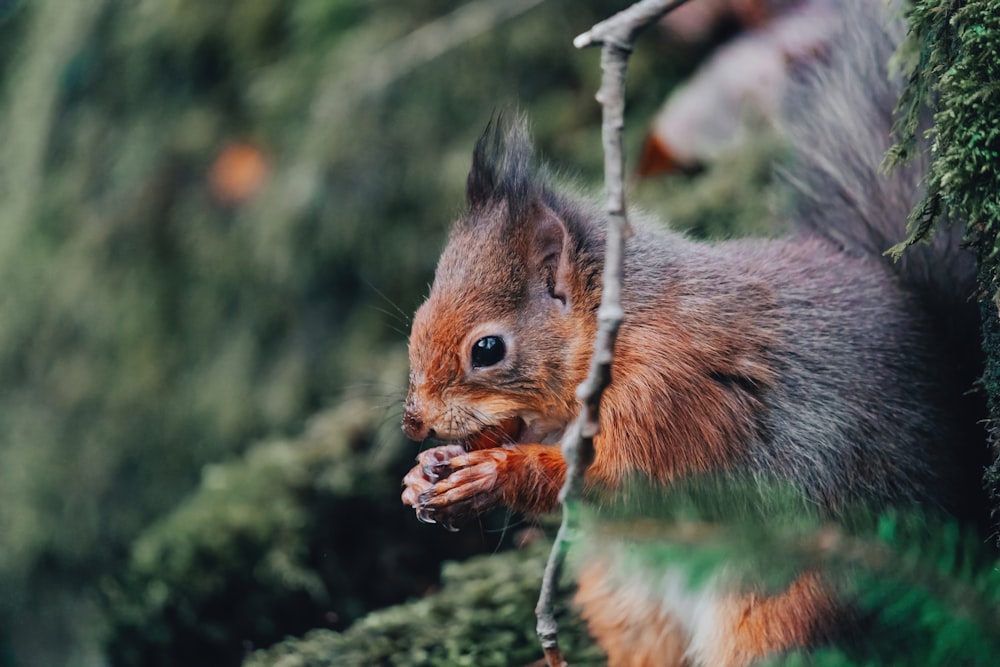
460;405;492;430
365;304;411;338
327;381;406;402
489;509;523;549
364;279;412;323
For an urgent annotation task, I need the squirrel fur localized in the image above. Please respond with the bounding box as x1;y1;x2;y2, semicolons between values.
401;1;984;665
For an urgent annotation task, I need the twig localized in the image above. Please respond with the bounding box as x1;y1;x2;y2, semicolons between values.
534;1;693;665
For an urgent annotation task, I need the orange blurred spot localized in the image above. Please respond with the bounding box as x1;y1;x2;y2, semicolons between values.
637;134;682;178
209;142;268;205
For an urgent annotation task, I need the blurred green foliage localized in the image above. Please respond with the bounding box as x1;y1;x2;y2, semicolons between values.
242;474;1000;667
571;479;1000;667
0;0;719;664
9;0;986;662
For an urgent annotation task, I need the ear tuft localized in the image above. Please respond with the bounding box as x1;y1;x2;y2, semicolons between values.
466;112;537;219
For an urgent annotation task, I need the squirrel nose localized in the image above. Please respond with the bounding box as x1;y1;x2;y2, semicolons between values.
402;407;434;441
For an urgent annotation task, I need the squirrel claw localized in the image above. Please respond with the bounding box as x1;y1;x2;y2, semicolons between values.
416;503;461;531
415;507;437;525
422;459;453;483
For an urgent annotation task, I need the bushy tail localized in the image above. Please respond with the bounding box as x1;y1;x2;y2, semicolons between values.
779;0;988;525
780;0;979;372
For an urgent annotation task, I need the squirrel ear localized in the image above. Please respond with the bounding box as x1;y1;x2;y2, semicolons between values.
529;205;574;307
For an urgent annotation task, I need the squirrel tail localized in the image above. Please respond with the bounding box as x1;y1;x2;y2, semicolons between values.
780;0;986;521
780;0;978;366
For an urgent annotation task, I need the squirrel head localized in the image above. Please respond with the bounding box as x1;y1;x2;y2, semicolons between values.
403;117;603;447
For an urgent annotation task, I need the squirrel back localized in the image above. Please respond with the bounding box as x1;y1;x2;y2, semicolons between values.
401;1;985;663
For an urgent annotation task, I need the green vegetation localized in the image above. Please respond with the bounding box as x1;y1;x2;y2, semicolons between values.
2;0;998;665
103;387;519;667
574;480;1000;667
245;541;604;667
247;475;1000;667
889;0;1000;529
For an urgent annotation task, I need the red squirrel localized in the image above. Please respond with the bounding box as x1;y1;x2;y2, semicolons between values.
400;2;984;665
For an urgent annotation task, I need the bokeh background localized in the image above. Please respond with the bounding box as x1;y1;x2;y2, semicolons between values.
0;1;784;665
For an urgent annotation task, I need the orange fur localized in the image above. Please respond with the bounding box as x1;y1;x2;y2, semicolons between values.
400;207;813;663
719;571;841;664
576;563;689;667
404;271;775;509
576;562;841;667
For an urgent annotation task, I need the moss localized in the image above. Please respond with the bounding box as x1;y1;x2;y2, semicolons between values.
244;542;604;667
893;0;1000;530
103;382;515;667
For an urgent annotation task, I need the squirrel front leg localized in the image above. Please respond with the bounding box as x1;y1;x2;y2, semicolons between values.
401;444;567;529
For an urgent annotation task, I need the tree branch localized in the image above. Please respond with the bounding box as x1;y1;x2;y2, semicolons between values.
534;2;693;665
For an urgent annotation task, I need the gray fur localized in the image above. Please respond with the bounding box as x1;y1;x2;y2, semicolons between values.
466;113;538;221
611;216;969;513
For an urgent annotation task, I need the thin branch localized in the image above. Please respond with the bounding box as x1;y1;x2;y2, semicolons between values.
534;1;693;665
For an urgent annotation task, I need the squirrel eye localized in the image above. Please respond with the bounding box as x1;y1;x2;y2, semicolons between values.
471;336;506;368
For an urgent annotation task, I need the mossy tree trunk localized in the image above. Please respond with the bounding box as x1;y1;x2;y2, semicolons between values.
894;1;1000;534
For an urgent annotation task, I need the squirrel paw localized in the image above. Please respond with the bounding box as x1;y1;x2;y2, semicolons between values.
401;444;466;507
402;446;512;531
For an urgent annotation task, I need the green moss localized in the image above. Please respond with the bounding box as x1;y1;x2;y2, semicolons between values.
893;0;1000;530
245;542;604;667
103;385;515;667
